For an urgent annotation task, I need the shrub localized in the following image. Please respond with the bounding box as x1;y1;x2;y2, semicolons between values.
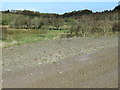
112;22;120;32
2;27;7;40
50;18;64;30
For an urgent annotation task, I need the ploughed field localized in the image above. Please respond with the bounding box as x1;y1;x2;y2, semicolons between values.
2;36;118;88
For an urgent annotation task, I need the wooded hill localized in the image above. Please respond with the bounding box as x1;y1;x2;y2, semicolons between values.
1;5;119;38
1;5;120;18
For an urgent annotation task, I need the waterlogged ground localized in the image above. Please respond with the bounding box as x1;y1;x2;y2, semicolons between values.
2;35;118;88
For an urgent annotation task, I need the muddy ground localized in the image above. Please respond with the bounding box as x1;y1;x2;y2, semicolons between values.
2;36;118;88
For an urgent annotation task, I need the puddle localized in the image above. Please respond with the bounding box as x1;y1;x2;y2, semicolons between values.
76;53;92;61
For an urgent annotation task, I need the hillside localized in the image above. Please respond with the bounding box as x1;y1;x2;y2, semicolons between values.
1;5;119;48
1;5;120;18
1;3;119;88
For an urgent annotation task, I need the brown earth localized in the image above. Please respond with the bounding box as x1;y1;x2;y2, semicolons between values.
2;36;118;88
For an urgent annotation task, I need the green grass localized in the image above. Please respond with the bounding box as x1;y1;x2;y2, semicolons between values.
2;27;117;48
2;28;68;47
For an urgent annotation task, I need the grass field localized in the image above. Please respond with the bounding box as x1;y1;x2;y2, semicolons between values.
1;27;69;47
1;26;118;48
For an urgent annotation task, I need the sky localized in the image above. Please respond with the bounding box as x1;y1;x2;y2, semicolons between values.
0;0;119;2
0;2;119;14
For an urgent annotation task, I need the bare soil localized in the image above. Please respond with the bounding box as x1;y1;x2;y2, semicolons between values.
2;36;118;88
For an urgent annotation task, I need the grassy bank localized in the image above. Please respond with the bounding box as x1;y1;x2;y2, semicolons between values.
1;28;68;47
1;26;118;48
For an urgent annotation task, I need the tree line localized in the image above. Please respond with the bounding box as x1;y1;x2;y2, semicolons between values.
1;5;120;37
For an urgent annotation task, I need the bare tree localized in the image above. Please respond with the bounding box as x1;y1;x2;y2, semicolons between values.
51;18;64;30
31;17;44;29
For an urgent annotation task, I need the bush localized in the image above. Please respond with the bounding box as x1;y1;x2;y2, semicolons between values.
50;18;64;30
112;22;120;32
2;27;8;40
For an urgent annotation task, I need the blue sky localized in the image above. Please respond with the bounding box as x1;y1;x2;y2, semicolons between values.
1;2;118;14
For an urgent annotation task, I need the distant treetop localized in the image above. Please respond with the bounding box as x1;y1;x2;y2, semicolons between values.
113;5;120;11
2;5;119;18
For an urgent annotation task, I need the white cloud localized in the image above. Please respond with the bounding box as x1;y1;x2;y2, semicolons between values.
0;0;119;2
15;8;39;11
